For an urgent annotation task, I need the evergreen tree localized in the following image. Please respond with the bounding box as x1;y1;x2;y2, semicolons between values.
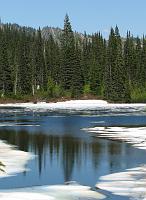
124;31;135;86
104;26;130;102
71;42;83;97
61;14;75;90
35;28;47;91
61;14;83;96
0;31;12;96
141;36;146;87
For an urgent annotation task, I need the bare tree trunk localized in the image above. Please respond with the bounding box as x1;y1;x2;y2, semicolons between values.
32;84;35;96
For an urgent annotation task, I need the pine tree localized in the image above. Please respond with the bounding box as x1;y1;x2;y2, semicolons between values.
61;14;75;90
60;14;83;96
104;26;130;102
90;32;106;95
71;41;83;97
124;32;135;86
141;36;146;87
134;37;142;87
0;31;12;96
35;28;47;91
17;29;32;94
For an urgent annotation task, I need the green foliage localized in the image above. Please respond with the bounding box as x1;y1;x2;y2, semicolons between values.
83;84;91;95
53;84;63;98
47;76;55;97
131;87;146;103
104;27;130;102
63;90;72;98
0;19;145;102
47;77;63;98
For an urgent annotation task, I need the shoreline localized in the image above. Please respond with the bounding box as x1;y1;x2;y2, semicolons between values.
0;94;145;104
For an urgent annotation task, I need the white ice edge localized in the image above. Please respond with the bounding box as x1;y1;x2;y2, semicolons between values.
84;126;146;199
0;100;146;112
0;184;106;200
0;140;34;178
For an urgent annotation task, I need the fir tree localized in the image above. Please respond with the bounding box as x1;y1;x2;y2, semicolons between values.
104;26;130;102
61;14;75;90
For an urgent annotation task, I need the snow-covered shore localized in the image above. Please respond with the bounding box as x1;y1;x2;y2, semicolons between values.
83;126;146;199
97;165;146;199
0;140;33;178
0;184;106;200
0;100;146;115
83;126;146;150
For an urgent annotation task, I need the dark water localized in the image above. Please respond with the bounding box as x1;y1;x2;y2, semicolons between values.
0;109;146;199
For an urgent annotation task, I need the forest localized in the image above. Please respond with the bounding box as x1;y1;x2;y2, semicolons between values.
0;14;145;102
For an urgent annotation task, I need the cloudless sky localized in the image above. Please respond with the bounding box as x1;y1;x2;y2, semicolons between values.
0;0;146;37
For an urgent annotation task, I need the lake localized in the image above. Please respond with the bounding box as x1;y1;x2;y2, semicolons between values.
0;105;146;199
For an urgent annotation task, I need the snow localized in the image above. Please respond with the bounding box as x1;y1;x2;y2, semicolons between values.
1;100;146;199
84;126;146;199
83;126;146;150
0;100;108;110
0;140;34;178
0;184;106;200
0;100;146;114
96;165;146;199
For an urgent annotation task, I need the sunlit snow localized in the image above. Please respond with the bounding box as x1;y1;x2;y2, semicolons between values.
0;184;106;200
0;140;33;178
0;100;146;115
84;126;146;199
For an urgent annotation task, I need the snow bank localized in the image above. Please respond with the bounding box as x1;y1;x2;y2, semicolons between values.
96;165;146;199
0;100;146;114
83;126;146;150
83;126;146;198
0;183;106;200
0;100;108;110
0;140;34;178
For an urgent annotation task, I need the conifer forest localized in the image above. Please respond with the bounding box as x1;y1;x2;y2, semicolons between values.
0;14;146;102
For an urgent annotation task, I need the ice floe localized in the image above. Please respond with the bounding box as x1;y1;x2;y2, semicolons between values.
0;140;34;178
0;183;106;200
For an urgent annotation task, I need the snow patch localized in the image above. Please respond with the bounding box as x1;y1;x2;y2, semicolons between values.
0;100;146;115
84;126;146;150
0;184;106;200
96;165;146;199
84;126;146;198
0;140;34;178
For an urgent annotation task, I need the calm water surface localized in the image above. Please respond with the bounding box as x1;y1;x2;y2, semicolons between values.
0;109;146;199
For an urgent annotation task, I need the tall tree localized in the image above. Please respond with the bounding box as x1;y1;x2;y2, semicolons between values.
104;26;130;102
0;31;12;96
61;14;83;96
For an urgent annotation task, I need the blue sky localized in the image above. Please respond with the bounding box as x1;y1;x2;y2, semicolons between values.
0;0;145;37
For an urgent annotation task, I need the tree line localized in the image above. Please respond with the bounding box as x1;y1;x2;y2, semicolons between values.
0;14;145;102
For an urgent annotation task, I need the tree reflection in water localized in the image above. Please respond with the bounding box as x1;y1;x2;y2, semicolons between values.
0;129;130;182
0;129;98;181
